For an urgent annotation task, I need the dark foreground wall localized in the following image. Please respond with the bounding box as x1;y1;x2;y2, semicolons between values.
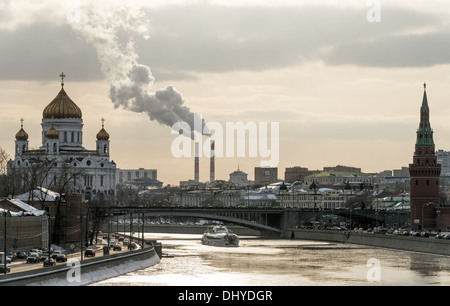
0;247;160;286
284;229;450;256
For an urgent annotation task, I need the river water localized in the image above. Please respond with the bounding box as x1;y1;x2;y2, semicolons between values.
93;233;450;286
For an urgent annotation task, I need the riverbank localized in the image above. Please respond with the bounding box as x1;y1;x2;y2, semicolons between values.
286;228;450;256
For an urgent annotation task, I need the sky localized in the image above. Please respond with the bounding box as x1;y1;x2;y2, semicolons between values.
1;0;450;186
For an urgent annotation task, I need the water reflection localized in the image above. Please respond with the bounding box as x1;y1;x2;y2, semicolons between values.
93;234;450;286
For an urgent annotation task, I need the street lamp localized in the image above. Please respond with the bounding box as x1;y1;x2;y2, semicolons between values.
310;181;317;225
2;210;8;275
47;212;52;262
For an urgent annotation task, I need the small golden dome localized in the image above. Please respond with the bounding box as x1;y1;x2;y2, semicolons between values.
43;76;82;119
15;128;28;141
46;123;59;139
15;118;28;141
96;118;109;141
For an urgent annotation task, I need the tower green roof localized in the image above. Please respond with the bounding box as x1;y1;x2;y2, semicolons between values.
416;83;434;146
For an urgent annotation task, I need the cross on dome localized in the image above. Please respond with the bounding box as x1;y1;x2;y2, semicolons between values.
60;72;66;87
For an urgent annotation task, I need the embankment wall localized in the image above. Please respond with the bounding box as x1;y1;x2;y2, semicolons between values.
285;229;450;256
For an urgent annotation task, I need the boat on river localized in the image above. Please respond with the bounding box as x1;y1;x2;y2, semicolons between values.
201;225;239;247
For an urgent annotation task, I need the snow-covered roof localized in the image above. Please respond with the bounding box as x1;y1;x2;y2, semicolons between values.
247;194;277;200
1;199;47;216
15;187;60;202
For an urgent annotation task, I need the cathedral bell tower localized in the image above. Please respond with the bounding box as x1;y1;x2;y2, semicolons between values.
96;118;110;157
15;118;29;156
409;83;441;230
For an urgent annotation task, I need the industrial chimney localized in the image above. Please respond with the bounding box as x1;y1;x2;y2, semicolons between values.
194;142;200;183
210;139;215;183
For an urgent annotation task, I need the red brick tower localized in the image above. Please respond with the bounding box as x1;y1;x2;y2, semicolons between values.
409;83;441;230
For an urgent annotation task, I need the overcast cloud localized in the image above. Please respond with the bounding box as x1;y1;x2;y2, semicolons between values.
0;1;448;81
2;0;450;183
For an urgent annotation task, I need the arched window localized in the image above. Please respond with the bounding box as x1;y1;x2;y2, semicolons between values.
53;143;57;153
103;144;108;154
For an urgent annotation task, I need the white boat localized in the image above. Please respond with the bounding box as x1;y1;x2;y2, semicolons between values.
201;225;239;247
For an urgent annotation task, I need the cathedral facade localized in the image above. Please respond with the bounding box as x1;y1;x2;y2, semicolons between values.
8;74;116;201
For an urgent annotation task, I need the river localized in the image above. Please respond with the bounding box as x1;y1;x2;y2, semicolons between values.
92;233;450;286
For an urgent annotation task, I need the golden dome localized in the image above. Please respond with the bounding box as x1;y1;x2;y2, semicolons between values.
45;122;59;139
96;118;110;141
43;85;82;119
15;118;28;141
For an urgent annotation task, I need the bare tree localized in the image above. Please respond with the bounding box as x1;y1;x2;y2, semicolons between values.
0;148;14;197
88;197;111;245
0;147;9;175
46;159;86;245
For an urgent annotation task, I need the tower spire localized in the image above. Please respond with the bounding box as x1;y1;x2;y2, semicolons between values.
421;82;429;111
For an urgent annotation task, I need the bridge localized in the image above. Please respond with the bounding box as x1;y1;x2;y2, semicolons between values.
110;207;410;236
111;207;284;234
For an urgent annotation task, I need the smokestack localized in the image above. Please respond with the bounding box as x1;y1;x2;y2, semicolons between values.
195;142;199;183
210;139;215;183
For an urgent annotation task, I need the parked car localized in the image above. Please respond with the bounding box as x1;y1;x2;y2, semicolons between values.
84;248;95;257
113;244;122;251
6;252;17;261
0;255;12;264
411;231;421;237
30;249;42;255
55;254;67;262
420;231;430;238
26;253;40;263
43;257;56;267
17;252;28;259
51;250;62;259
40;252;50;262
0;264;10;274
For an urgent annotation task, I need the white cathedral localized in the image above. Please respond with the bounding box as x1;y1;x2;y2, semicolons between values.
8;73;116;201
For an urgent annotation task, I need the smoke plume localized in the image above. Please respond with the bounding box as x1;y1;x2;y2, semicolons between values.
69;0;201;136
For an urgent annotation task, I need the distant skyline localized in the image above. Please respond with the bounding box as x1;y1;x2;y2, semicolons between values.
1;0;450;186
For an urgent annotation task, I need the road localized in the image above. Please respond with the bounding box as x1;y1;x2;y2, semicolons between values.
3;236;137;275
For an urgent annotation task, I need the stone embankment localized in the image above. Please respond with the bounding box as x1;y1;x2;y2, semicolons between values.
285;229;450;256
